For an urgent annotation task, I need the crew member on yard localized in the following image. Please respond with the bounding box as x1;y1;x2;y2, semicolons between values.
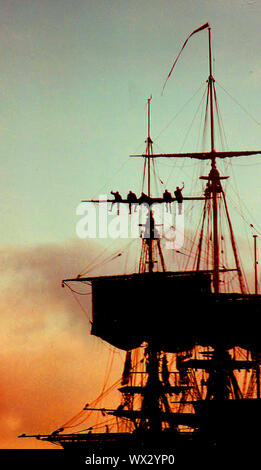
127;190;138;214
110;190;122;201
138;192;151;204
163;189;172;213
174;182;184;215
110;190;122;214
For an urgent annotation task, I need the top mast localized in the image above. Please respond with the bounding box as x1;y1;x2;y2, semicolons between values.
146;95;153;197
208;26;215;154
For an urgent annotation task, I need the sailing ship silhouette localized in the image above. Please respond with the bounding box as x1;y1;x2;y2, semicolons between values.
19;24;261;459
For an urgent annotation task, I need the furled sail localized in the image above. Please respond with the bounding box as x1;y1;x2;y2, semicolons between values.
90;271;261;353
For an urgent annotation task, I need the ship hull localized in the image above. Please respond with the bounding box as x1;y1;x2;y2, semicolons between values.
37;423;260;469
40;399;261;461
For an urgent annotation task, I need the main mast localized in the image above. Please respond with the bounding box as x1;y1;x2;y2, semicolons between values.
146;95;154;273
208;26;220;293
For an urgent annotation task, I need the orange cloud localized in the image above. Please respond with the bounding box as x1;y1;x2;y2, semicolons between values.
0;240;123;449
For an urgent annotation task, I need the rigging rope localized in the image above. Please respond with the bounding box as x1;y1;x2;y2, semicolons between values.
216;81;261;129
78;247;123;277
60;351;147;432
63;282;91;296
64;285;91;322
155;84;205;142
202;85;210;151
163;86;208;188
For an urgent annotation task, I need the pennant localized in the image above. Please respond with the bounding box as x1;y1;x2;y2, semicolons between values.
162;23;209;94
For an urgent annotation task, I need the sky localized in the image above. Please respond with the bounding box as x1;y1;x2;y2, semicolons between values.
1;0;261;449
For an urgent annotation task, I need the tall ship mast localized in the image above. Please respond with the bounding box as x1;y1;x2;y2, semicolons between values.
20;24;261;456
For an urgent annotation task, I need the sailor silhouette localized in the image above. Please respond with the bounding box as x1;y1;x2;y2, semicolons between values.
127;190;138;214
174;182;184;215
110;190;122;214
163;189;172;213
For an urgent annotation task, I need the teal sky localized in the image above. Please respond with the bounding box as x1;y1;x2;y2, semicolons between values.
1;0;261;247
